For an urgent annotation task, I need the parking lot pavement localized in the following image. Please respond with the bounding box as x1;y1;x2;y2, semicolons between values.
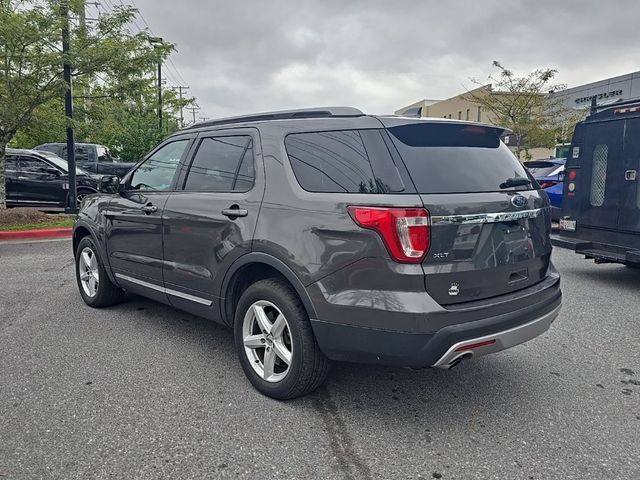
0;240;638;480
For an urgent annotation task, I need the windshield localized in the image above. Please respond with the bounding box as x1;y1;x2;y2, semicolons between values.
96;146;114;163
39;152;90;175
387;123;533;194
525;162;563;177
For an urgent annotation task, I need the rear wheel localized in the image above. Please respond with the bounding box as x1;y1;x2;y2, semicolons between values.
75;236;124;307
234;278;330;399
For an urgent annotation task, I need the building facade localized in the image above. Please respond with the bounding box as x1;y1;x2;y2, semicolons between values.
395;71;640;160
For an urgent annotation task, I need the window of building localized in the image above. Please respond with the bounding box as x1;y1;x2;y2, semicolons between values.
458;111;462;120
129;139;189;191
466;109;470;121
477;106;482;122
183;136;254;192
448;114;452;119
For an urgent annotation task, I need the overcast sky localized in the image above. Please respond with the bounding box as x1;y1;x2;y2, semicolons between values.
130;0;640;120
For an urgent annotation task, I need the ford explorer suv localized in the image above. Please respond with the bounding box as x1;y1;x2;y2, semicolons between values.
72;107;562;399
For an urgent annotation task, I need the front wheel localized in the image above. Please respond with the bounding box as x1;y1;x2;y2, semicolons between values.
234;278;330;400
75;236;124;307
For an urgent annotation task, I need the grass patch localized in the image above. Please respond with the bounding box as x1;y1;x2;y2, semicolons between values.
0;208;74;231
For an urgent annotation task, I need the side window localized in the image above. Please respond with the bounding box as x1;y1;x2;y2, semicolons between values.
5;156;18;171
285;130;404;193
130;139;189;191
20;156;47;173
589;144;608;207
96;146;113;163
184;136;254;192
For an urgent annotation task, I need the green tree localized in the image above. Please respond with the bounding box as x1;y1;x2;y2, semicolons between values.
466;61;578;160
0;0;175;207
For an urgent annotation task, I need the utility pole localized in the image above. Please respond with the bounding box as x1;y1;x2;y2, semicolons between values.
61;0;77;213
149;37;164;134
187;106;200;125
172;86;189;127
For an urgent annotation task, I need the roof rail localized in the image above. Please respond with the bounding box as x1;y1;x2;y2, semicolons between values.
590;96;640;114
182;107;365;130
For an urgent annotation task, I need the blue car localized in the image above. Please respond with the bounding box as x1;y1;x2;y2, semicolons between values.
524;158;566;220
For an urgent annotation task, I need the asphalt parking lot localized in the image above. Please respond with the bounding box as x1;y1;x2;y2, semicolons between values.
0;240;638;480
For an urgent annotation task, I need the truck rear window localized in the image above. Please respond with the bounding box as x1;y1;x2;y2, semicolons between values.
387;123;533;194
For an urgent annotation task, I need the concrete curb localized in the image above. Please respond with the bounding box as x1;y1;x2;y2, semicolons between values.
0;227;72;241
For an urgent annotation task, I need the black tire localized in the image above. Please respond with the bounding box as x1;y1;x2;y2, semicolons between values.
75;236;124;307
70;188;96;209
234;278;330;400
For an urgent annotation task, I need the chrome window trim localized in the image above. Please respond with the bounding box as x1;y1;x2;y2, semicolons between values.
115;273;213;306
431;208;545;225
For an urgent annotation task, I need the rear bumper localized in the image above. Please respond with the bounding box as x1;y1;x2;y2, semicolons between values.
310;272;561;368
552;235;640;266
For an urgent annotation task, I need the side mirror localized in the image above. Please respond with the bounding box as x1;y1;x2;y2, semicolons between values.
99;175;120;193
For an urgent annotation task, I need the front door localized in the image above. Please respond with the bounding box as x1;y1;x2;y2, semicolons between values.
619;118;640;233
18;155;67;206
106;137;192;301
161;130;263;317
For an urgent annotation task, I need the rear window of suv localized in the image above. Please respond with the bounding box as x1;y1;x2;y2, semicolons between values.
285;130;407;193
387;122;533;194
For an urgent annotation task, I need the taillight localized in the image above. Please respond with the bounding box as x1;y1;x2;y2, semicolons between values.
566;170;577;196
347;206;430;263
539;181;555;189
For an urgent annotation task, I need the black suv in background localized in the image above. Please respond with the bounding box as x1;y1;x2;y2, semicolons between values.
73;107;561;399
35;142;136;178
5;148;102;209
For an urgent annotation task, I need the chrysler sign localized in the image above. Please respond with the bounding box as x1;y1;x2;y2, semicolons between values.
575;89;623;105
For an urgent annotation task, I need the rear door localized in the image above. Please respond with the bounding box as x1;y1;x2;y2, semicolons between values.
575;120;625;230
161;129;263;314
619;117;640;232
5;155;20;205
382;119;552;305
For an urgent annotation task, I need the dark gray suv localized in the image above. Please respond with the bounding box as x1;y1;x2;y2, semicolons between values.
73;107;561;399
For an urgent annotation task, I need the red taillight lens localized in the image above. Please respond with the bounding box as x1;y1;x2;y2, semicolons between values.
539;181;555;189
347;206;430;263
454;339;496;352
567;170;577;181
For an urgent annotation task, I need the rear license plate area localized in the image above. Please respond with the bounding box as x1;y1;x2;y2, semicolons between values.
559;219;576;231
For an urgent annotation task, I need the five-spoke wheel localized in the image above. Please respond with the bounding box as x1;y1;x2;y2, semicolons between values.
242;300;293;382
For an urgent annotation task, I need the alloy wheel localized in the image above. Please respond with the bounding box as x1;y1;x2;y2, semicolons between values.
78;246;99;297
242;300;293;383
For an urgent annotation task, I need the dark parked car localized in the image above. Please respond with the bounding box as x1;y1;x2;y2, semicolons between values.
553;98;640;267
524;158;566;219
34;142;136;178
72;107;562;399
5;148;106;208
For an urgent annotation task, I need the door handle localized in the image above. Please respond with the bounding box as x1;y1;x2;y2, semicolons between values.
141;204;157;214
222;206;248;218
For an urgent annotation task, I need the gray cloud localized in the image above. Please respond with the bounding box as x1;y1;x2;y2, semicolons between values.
132;0;640;119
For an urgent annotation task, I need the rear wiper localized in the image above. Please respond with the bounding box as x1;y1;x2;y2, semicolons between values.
499;177;531;189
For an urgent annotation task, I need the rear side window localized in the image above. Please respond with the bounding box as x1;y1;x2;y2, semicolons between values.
184;136;254;192
387;123;531;194
285;130;405;193
589;144;608;207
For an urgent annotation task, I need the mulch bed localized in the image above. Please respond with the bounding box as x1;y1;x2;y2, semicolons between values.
0;208;72;228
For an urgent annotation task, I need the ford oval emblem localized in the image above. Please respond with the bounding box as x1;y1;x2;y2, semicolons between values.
511;195;527;208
